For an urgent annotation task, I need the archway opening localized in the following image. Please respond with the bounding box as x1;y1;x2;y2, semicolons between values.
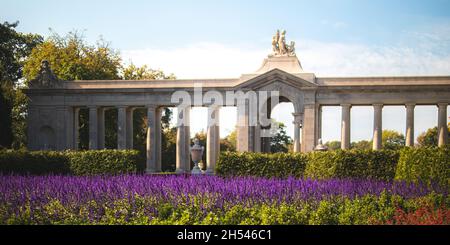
267;96;294;153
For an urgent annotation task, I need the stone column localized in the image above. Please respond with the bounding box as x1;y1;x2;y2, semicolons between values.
236;100;250;152
316;104;322;140
155;107;162;172
126;107;134;149
74;108;80;150
437;103;448;147
88;106;98;149
146;105;158;173
292;113;303;153
405;103;415;147
206;106;220;175
372;104;383;150
341;104;351;150
97;107;105;149
117;106;127;149
176;106;191;173
302;104;317;152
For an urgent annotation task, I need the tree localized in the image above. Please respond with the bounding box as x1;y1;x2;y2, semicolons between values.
220;128;237;152
324;141;341;150
270;122;292;153
382;129;405;150
417;123;450;147
0;21;42;148
350;140;372;150
23;31;123;149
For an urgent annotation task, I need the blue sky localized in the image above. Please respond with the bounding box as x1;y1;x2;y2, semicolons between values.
2;0;450;142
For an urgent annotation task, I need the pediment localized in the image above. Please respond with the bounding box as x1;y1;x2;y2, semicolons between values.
235;69;317;90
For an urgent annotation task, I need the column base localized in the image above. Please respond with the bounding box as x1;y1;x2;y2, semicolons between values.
191;166;203;175
175;168;186;174
205;169;215;175
145;168;157;174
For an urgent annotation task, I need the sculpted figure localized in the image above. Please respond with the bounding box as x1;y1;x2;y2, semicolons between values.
278;30;287;55
287;41;295;56
29;60;61;88
272;30;280;55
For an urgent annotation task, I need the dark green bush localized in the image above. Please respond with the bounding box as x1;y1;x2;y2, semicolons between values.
216;152;308;178
0;150;69;175
305;149;399;181
217;149;399;180
0;149;144;175
395;146;449;186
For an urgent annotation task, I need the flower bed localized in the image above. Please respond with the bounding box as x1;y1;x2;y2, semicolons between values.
0;175;448;225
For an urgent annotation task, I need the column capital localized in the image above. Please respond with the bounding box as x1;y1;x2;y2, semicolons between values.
373;103;384;108
405;103;416;107
437;102;448;108
340;103;352;108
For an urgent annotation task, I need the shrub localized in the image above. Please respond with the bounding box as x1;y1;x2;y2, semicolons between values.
0;149;144;175
67;150;144;175
304;149;399;181
395;146;450;186
0;150;69;175
217;150;399;180
216;152;308;178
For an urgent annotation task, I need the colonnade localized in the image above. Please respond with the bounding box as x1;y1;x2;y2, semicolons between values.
69;105;221;174
66;102;448;173
335;103;448;150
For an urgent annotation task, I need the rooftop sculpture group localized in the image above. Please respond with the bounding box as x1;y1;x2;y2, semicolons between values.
271;29;296;57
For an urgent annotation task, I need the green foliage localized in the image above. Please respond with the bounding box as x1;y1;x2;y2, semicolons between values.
0;149;143;175
417;124;450;147
305;149;399;181
350;140;372;150
270;122;292;153
0;21;42;149
67;150;144;175
2;193;445;225
216;152;308;178
23;31;121;81
122;63;175;80
324;141;341;150
217;149;399;180
220;128;237;152
395;146;450;186
382;130;405;150
0;150;69;175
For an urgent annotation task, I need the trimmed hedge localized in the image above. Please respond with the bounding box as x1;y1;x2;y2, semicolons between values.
216;152;308;178
395;146;449;186
217;149;400;181
305;149;399;181
0;150;144;175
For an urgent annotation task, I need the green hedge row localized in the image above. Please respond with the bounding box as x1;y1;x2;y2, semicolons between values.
305;150;399;181
395;146;449;186
216;152;308;179
0;150;145;175
217;147;449;184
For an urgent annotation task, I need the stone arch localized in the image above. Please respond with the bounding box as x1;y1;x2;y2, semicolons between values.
38;125;56;150
258;80;304;114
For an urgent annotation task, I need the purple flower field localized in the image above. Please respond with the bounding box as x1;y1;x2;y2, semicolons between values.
0;175;448;225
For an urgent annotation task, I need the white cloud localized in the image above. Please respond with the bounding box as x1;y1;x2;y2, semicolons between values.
122;43;268;79
122;35;450;140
